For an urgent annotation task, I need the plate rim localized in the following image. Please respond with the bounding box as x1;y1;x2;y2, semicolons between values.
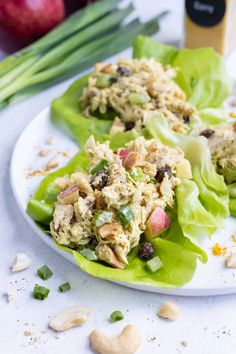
10;106;236;296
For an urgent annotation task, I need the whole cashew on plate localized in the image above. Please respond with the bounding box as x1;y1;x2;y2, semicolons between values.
89;324;142;354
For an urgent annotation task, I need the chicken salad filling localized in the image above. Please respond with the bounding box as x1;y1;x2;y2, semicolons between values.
50;136;192;269
198;123;236;185
80;58;201;135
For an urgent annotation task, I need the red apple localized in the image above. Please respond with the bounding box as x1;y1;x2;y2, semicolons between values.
145;207;171;240
0;0;65;44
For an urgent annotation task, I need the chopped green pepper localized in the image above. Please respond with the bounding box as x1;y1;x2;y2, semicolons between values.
59;282;71;293
91;159;110;174
146;256;163;273
96;74;117;88
110;310;124;323
33;284;50;300
80;248;98;261
128;167;144;181
117;204;134;228
128;92;150;105
37;265;53;280
26;199;54;225
92;211;113;227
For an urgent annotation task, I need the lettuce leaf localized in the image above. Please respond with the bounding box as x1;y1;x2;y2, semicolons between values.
146;114;229;235
51;36;232;147
28;128;223;288
133;36;233;119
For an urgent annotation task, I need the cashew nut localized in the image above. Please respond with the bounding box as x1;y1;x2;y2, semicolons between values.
49;306;90;332
225;254;236;268
158;301;180;321
89;324;142;354
11;253;31;272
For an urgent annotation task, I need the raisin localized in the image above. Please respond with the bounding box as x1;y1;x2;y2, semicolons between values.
125;121;135;131
79;191;87;199
155;165;172;183
117;66;132;76
183;115;190;124
91;170;109;191
138;242;154;260
200;129;215;139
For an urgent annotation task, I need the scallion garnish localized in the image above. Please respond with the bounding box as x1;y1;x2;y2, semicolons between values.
91;160;110;175
33;284;50;300
37;265;53;280
117;205;134;228
59;282;71;293
110;310;124;323
80;248;98;261
92;211;113;227
146;256;163;273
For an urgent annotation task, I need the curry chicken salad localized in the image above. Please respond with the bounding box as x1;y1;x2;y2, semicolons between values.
80;58;201;135
50;136;192;269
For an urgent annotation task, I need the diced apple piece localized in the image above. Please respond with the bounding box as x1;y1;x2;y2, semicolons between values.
118;149;131;162
123;152;143;169
145;207;171;240
176;159;192;179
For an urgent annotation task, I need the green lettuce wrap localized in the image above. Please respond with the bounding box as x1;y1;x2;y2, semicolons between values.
146;114;229;227
26;129;230;288
133;36;233;125
51;36;232;147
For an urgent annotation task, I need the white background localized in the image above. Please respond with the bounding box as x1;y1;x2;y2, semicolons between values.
1;1;236;353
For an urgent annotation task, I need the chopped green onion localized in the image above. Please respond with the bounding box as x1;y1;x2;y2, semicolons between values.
96;74;117;88
110;310;124;323
91;160;110;174
80;248;98;261
92;211;113;227
128;92;150;105
33;284;50;300
59;282;71;293
37;265;53;280
128;167;144;181
149;178;157;184
146;256;163;273
26;199;54;225
118;204;134;228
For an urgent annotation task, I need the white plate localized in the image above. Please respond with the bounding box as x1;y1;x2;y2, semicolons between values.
11;107;236;296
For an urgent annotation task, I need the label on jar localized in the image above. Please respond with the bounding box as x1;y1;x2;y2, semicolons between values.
186;0;226;27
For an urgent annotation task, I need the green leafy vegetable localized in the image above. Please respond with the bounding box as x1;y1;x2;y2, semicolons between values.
33;284;50;300
146;114;229;245
133;36;233;124
229;199;236;217
37;265;53;280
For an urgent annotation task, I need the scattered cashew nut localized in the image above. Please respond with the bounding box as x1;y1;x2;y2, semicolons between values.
89;324;142;354
158;301;180;321
11;253;31;272
49;306;90;332
225;254;236;268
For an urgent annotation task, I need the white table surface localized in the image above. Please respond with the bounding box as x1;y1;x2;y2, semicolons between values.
1;1;236;353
